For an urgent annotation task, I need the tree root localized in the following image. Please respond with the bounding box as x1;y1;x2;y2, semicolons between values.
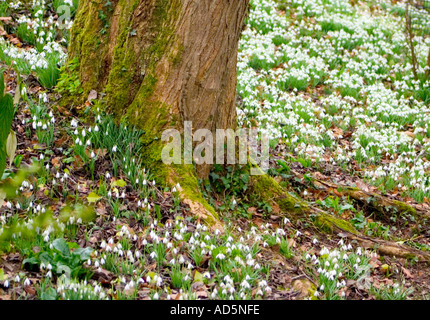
161;161;430;261
311;207;430;261
290;169;430;223
312;179;423;220
166;165;224;232
249;169;430;262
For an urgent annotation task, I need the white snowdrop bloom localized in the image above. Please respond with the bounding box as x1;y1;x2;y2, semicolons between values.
178;255;185;264
216;253;226;260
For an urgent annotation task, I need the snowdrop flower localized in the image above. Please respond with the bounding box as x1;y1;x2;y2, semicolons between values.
216;253;226;260
178;255;185;264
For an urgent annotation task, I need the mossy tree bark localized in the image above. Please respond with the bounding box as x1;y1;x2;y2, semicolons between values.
67;0;249;226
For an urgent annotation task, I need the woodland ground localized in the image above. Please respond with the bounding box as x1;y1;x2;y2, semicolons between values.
0;0;430;300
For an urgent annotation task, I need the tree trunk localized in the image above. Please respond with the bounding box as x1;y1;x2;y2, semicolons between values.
67;0;249;226
68;0;248;172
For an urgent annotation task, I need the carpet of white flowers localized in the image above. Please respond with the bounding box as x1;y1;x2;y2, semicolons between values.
0;0;429;301
238;0;430;202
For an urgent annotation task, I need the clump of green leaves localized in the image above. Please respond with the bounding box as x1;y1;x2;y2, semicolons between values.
52;0;79;16
35;53;62;89
55;57;83;96
370;283;413;300
23;238;93;279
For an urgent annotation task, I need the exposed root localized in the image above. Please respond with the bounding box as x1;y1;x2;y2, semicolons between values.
167;165;223;232
312;179;422;219
249;171;430;262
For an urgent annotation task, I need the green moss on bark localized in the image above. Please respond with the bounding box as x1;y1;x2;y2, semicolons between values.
250;171;308;215
314;213;359;235
169;164;219;223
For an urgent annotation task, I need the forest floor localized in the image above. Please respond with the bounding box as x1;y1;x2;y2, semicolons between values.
1;0;430;300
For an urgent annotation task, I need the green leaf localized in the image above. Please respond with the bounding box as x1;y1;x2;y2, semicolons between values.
73;247;93;261
52;238;71;257
6;130;16;166
111;179;127;188
23;257;40;268
0;189;5;205
0;74;14;179
193;270;203;283
38;252;55;265
67;241;79;250
62;156;75;164
14;154;23;168
56;263;72;277
0;69;4;96
0;268;5;281
87;192;101;203
40;287;58;300
13;83;21;106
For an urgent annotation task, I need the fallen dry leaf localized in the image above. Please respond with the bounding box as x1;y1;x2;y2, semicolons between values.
402;267;413;279
292;279;314;298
